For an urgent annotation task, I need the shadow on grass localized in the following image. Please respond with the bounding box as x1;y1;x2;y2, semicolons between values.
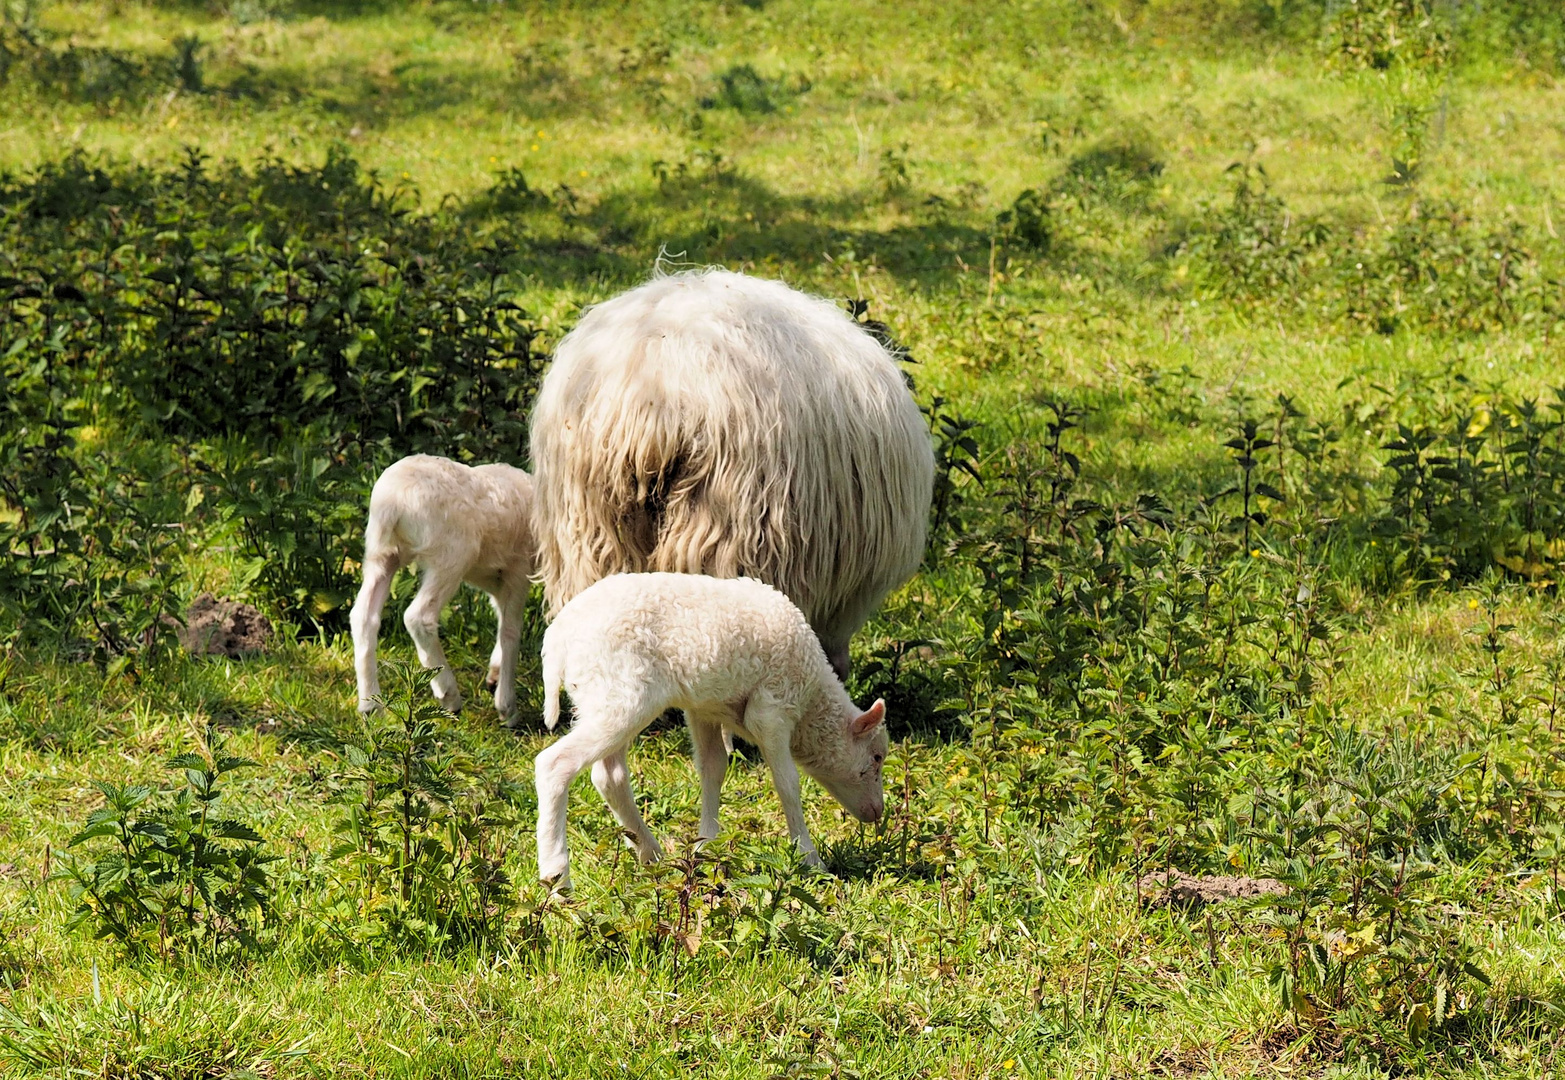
819;829;941;882
455;168;1003;296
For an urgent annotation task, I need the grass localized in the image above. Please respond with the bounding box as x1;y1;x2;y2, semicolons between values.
4;0;1565;1076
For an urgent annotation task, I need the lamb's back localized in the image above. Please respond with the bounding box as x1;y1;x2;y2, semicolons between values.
554;573;818;679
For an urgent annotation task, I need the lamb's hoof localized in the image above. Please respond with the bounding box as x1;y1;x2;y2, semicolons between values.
622;830;663;865
541;871;572;899
484;673;499;693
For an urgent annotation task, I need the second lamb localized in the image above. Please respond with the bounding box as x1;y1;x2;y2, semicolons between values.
350;454;535;719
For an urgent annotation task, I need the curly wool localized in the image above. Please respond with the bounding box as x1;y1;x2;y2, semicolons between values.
528;269;934;673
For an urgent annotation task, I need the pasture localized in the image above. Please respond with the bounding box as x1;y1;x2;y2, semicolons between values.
2;1;1565;1075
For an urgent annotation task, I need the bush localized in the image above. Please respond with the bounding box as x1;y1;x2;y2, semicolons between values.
0;147;549;633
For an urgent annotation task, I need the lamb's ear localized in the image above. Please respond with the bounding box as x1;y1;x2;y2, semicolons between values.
850;698;886;738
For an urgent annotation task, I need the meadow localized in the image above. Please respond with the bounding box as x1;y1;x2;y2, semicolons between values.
3;1;1565;1076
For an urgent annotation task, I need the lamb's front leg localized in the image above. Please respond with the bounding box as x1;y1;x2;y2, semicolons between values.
686;712;730;842
751;727;823;870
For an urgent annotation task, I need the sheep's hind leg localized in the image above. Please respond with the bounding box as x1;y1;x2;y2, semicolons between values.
403;564;466;713
350;555;399;713
592;750;662;864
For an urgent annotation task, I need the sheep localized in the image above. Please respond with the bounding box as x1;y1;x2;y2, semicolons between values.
350;454;536;718
534;572;889;892
528;268;935;682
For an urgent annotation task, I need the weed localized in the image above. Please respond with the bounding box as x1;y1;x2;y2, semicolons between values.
54;724;274;960
324;660;521;954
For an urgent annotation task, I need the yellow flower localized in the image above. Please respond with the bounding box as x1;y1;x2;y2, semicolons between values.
1002;1062;1016;1071
537;129;546;137
1250;549;1260;557
1468;598;1479;609
579;169;588;177
489;156;497;163
531;144;540;151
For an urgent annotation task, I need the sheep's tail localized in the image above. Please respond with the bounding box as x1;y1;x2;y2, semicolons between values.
541;641;565;731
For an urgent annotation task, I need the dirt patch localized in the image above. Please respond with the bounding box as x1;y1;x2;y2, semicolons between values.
1149;1047;1208;1077
170;594;273;658
1138;869;1285;908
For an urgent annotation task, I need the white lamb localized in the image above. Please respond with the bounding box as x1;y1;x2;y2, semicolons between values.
350;454;536;718
535;572;889;891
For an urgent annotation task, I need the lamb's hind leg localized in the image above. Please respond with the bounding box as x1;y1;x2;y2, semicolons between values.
403;563;465;713
350;555;399;713
591;751;662;864
685;708;730;842
485;593;505;694
535;706;645;891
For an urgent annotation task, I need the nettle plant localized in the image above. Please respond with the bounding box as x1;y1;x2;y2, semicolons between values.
1369;378;1565;584
0;149;551;639
55;725;274;960
903;388;1517;1043
573;835;849;973
324;660;524;954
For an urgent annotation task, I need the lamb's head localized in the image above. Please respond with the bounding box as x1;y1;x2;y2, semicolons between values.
796;697;888;824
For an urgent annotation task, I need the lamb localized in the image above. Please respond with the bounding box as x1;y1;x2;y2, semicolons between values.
350;454;536;718
528;268;935;682
534;572;889;891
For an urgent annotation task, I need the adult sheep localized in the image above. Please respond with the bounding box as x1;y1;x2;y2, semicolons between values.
529;269;934;680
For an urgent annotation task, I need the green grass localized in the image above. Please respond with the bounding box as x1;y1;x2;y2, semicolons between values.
4;1;1565;1076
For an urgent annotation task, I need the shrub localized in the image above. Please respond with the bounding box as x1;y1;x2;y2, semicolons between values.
0;147;549;633
1177;161;1331;307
